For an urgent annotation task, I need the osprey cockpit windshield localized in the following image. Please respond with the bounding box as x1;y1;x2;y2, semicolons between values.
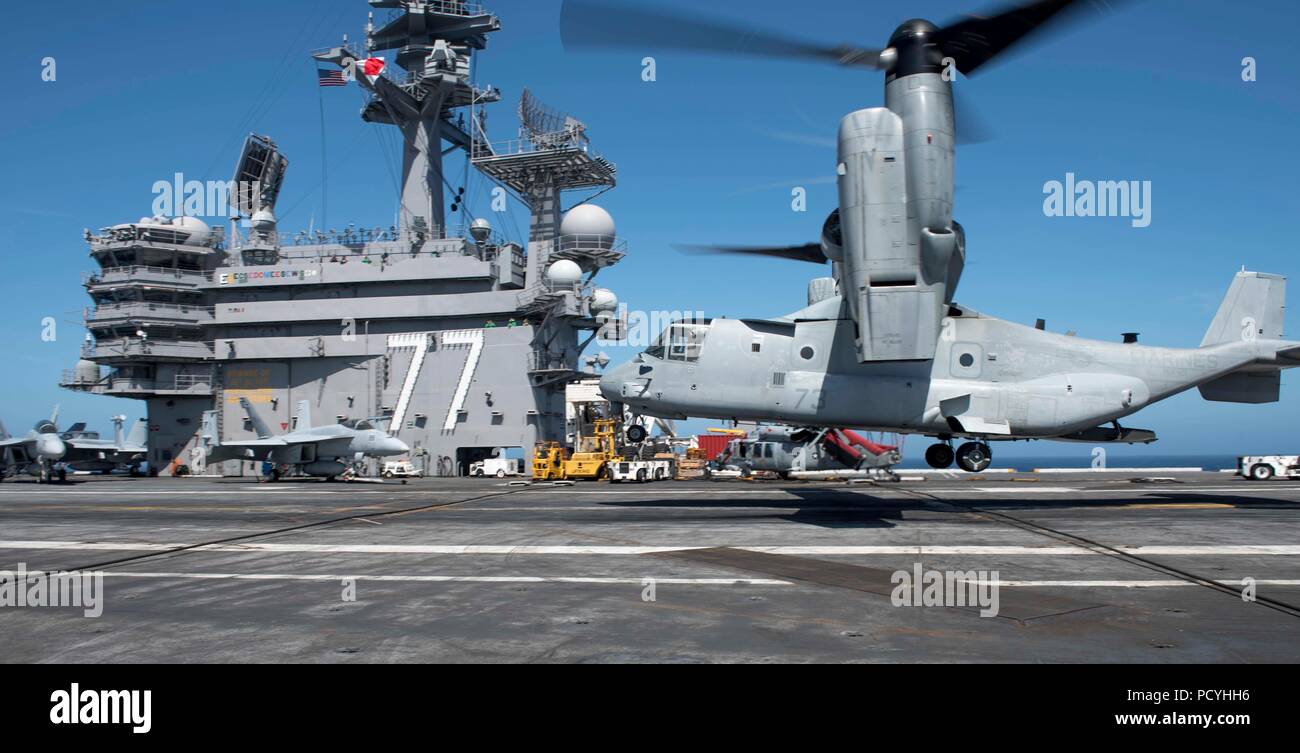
643;320;711;362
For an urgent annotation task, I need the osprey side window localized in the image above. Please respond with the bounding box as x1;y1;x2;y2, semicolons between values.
666;322;709;362
645;320;710;362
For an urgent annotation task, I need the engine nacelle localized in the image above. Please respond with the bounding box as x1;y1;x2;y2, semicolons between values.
820;209;843;262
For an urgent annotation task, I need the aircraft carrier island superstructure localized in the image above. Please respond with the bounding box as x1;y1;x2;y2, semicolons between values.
60;1;626;477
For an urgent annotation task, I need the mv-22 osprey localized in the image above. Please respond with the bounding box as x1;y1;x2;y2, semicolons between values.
566;0;1300;472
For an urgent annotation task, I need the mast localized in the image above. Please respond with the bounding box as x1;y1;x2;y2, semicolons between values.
313;1;501;238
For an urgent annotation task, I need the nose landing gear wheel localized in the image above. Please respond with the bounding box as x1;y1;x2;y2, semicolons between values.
925;443;955;469
955;442;993;473
626;425;648;444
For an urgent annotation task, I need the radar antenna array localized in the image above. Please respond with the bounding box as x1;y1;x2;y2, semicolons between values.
230;134;289;218
519;88;587;151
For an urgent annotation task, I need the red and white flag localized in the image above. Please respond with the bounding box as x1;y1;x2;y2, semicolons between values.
362;57;386;83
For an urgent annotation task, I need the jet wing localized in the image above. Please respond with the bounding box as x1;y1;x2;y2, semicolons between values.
0;437;33;448
220;438;291;449
65;438;122;451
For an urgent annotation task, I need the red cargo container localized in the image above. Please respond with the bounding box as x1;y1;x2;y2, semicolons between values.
695;434;734;460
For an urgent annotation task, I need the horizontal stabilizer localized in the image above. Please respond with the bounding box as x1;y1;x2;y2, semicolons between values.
1199;371;1280;404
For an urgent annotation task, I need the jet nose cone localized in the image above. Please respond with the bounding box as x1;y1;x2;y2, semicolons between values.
389;438;410;455
39;437;66;459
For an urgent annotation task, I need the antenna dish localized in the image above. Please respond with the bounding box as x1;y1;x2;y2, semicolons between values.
519;88;589;151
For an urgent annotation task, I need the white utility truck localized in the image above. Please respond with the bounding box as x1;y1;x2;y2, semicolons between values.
470;457;522;477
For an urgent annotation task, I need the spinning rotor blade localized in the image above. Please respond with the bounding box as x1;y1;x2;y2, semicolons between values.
676;243;827;265
934;0;1114;76
560;1;884;68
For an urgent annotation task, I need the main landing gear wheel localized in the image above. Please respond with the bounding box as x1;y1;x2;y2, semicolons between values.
626;425;648;444
955;442;993;473
925;444;955;469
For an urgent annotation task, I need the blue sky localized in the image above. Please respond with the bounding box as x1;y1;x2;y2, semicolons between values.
1;0;1296;458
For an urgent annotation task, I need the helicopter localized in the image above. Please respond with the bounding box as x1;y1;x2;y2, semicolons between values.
562;0;1300;472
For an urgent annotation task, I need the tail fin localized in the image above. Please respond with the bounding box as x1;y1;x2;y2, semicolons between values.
1201;271;1286;347
1199;271;1291;404
294;400;313;430
111;416;125;447
126;418;148;448
240;397;274;438
200;410;221;448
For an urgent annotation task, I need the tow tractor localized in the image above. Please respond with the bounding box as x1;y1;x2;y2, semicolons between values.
531;418;621;481
1239;455;1300;480
531;417;675;483
531;381;679;482
608;442;675;483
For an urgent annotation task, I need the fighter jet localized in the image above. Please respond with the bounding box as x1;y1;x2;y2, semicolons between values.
0;407;68;483
200;398;409;481
0;409;148;482
577;1;1300;472
59;415;149;475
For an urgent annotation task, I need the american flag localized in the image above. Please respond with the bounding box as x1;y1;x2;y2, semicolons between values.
317;69;347;87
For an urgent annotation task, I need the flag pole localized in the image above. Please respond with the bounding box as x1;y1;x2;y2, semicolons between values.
316;66;329;232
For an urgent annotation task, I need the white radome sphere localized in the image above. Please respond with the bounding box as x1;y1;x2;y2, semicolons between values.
546;259;583;287
590;288;618;313
173;216;213;246
251;209;277;233
560;204;615;238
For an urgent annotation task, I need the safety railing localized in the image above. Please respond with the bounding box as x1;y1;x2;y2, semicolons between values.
87;266;213;285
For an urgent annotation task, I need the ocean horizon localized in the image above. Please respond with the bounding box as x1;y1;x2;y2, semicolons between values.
895;454;1243;472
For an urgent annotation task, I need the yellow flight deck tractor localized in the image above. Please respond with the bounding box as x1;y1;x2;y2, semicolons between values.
561;418;618;480
532;441;567;481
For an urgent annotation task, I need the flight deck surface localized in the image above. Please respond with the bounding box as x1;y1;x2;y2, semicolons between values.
1;473;1297;663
